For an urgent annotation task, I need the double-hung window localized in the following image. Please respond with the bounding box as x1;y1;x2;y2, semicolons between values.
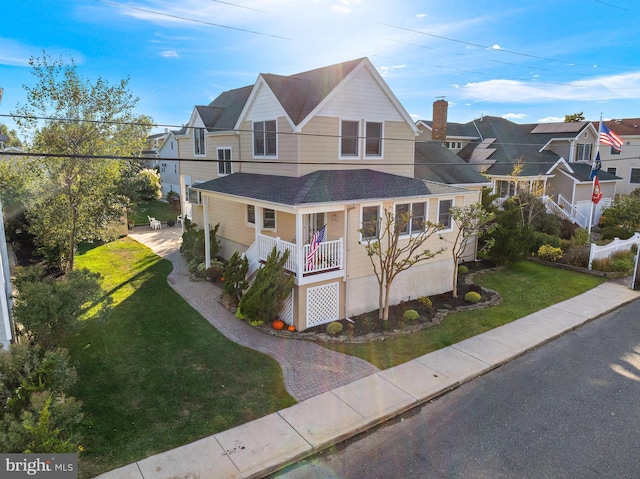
365;122;383;157
630;168;640;184
341;120;359;157
395;202;426;235
253;120;277;157
194;128;205;156
575;143;592;162
438;199;453;230
217;147;232;175
247;205;277;229
361;205;380;241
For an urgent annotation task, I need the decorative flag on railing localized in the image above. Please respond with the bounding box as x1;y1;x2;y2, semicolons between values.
306;225;326;269
590;152;601;180
592;176;602;204
599;123;623;151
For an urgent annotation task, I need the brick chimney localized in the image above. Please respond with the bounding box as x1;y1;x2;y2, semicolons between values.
432;99;448;142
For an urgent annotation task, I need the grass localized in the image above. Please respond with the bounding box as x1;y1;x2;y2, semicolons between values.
129;199;178;225
69;238;295;478
322;261;606;369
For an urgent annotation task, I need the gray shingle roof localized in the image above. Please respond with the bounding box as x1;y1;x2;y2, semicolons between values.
193;169;436;206
414;141;489;185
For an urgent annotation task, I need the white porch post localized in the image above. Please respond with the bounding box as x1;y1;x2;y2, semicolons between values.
296;212;304;278
203;196;211;268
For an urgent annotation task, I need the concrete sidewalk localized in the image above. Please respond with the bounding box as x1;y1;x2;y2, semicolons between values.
95;265;640;478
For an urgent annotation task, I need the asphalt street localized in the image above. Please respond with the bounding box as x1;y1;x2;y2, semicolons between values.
271;298;640;479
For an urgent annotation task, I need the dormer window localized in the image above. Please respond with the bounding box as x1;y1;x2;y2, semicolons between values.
253;120;277;157
194;128;205;156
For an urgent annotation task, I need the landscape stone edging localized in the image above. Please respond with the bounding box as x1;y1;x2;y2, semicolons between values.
254;269;503;344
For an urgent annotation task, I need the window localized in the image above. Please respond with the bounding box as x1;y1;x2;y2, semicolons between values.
247;205;276;229
395;202;426;235
610;146;621;155
361;205;380;241
630;168;640;184
253;120;277;156
438;199;453;230
160;163;166;173
194;128;205;155
365;122;382;156
575;143;592;162
217;148;232;175
607;167;617;175
341;120;359;157
446;141;462;149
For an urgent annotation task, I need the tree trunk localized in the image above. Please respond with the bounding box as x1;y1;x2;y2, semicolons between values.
378;280;384;320
383;282;392;321
452;258;459;298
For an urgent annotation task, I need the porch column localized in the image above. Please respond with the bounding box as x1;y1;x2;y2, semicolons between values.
203;196;211;269
296;212;304;278
255;205;263;242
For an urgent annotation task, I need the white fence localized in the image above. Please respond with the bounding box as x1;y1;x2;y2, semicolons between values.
589;232;640;269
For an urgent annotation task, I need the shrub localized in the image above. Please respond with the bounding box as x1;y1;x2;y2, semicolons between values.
417;296;432;308
537;244;563;262
591;251;634;273
559;219;579;240
562;246;590;267
180;221;221;262
457;265;469;275
531;232;562;254
238;248;294;324
600;226;635;241
403;309;419;321
205;260;225;282
326;321;343;336
223;252;249;300
571;228;590;247
464;291;482;303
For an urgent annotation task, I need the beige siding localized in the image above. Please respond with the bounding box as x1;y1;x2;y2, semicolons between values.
238;118;299;177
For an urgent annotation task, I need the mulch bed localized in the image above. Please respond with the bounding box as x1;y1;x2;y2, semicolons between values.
302;260;497;338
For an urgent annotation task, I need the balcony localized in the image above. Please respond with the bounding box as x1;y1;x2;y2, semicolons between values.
246;234;344;278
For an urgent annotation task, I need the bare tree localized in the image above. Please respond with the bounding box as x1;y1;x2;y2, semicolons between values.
359;207;444;321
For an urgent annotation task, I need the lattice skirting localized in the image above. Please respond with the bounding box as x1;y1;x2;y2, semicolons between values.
306;282;339;328
279;289;294;325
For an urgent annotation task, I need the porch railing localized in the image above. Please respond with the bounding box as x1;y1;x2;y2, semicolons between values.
252;234;343;276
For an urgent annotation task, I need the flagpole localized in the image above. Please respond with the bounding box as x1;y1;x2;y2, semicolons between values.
589;114;603;236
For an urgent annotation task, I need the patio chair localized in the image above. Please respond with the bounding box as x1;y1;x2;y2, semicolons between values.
147;216;161;230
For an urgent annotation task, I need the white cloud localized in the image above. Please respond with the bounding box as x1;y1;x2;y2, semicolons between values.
458;71;640;103
502;113;527;119
161;50;179;58
377;64;406;77
538;116;564;123
489;44;503;50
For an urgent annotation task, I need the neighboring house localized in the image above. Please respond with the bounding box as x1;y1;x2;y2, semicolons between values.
156;130;180;197
418;101;620;227
594;119;640;196
0;199;14;350
176;58;480;331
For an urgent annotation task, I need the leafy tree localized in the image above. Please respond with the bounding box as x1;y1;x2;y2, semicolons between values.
446;203;495;297
359;207;444;321
237;247;294;324
564;112;585;122
135;168;162;201
12;265;108;349
484;198;535;264
599;194;640;239
0;123;23;148
12;52;152;271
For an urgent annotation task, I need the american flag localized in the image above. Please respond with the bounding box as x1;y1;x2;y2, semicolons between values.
599;123;623;151
306;225;326;269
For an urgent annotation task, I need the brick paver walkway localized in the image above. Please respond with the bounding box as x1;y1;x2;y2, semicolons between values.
128;226;379;401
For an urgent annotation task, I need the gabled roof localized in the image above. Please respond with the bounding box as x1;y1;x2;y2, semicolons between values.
193;169;442;206
598;119;640;137
553;162;620;182
261;58;364;126
414;141;489;185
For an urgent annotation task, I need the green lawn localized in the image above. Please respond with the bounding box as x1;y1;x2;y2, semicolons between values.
129;199;178;225
322;261;606;369
69;238;295;478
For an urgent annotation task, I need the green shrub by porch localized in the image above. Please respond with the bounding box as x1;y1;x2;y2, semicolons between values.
403;309;419;321
464;291;482;303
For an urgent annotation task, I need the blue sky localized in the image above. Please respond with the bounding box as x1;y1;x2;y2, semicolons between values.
2;0;639;136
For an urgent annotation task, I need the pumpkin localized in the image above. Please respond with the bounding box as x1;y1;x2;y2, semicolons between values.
272;319;285;330
287;325;296;332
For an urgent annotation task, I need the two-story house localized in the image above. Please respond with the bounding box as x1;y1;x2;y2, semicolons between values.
418;100;620;227
594;119;640;196
176;58;480;331
0;198;14;350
